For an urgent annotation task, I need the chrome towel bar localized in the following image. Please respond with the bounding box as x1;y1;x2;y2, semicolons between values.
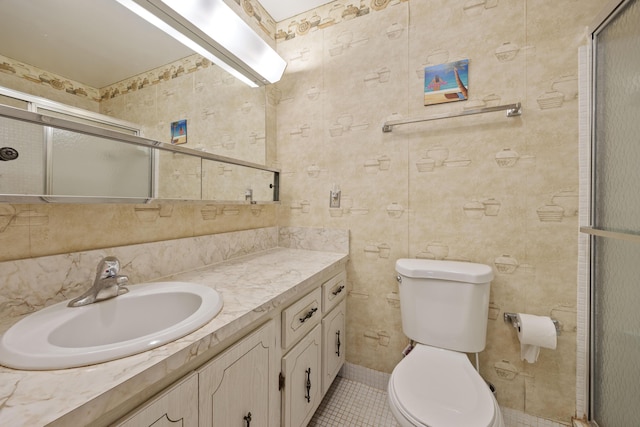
382;102;522;132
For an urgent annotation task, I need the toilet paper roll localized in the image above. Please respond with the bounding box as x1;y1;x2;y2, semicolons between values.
516;313;557;363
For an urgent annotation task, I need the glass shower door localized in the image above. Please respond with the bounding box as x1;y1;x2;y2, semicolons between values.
590;0;640;424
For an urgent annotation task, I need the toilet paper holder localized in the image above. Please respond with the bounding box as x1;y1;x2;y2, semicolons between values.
503;312;561;336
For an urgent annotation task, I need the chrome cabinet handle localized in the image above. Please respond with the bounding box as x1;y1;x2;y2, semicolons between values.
299;307;318;323
336;330;341;357
331;285;345;296
305;368;312;402
244;412;252;427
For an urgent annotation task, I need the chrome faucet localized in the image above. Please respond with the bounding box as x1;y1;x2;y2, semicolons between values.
68;256;129;307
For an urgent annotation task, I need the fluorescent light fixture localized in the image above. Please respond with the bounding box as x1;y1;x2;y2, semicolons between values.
116;0;287;87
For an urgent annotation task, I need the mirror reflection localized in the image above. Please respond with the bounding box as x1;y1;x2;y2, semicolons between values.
48;128;152;199
0;0;277;203
0;92;278;203
100;55;268;166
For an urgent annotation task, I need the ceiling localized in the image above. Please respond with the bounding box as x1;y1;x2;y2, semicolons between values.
260;0;333;22
0;0;330;89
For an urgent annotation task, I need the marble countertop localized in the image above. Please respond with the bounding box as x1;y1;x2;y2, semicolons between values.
0;247;348;427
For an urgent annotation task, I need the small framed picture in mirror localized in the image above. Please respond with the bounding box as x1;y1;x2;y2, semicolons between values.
171;119;187;145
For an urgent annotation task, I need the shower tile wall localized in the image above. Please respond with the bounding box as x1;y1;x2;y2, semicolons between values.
273;0;603;423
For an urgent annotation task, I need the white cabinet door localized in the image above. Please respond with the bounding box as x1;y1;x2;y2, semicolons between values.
281;324;322;427
322;299;346;394
198;320;277;427
114;373;198;427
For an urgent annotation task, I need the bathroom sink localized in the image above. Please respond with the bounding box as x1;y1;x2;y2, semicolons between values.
0;282;223;370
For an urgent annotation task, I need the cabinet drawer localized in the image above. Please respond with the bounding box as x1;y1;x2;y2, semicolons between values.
322;270;346;314
282;288;322;350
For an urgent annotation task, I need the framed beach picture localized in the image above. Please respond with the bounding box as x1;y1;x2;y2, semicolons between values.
171;119;187;145
424;59;469;106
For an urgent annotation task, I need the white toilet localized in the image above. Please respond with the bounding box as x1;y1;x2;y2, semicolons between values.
388;259;504;427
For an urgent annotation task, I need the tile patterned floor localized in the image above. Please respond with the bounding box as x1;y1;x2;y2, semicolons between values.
310;368;568;427
308;376;399;427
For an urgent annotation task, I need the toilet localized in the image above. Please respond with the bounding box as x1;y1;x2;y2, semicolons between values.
388;259;504;427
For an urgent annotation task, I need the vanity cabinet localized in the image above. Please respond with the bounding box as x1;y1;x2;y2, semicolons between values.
113;266;346;427
113;372;198;427
280;287;323;427
198;320;278;427
320;271;347;394
281;270;347;427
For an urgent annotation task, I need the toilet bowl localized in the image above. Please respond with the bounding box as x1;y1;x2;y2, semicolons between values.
388;344;503;427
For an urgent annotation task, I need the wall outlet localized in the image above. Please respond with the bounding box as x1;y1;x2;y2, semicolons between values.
330;190;341;208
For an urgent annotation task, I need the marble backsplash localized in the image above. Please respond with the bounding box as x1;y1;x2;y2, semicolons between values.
279;226;349;253
0;226;349;329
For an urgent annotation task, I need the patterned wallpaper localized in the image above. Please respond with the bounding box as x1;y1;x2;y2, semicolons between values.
99;54;214;101
225;0;278;43
0;54;99;102
0;0;604;423
274;0;409;41
273;0;602;423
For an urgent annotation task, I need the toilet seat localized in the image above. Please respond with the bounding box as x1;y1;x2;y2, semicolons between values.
388;344;498;427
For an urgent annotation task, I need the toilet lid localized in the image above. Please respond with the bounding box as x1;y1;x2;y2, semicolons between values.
390;344;495;427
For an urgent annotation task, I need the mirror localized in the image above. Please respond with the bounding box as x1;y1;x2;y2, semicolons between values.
100;57;270;166
0;0;278;203
0;93;278;203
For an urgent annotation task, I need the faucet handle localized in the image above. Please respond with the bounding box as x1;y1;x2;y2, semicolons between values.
96;256;121;280
116;275;130;296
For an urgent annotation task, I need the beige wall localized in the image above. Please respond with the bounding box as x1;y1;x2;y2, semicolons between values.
0;0;606;423
0;201;277;262
274;0;602;423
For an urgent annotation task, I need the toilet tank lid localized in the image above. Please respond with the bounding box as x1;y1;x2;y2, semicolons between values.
396;259;494;283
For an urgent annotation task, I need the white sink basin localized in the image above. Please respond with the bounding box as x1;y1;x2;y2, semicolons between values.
0;282;223;370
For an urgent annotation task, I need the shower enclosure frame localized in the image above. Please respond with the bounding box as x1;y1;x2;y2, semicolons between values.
582;0;640;425
0;87;150;201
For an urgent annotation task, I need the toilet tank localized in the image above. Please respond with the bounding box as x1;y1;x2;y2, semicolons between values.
395;259;493;353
